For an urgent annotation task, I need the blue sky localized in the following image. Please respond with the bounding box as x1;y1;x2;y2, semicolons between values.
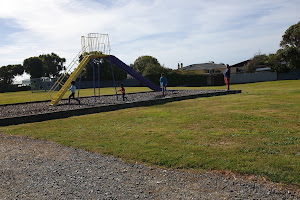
0;0;300;80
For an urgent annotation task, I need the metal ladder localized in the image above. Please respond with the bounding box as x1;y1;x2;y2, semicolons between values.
49;49;92;106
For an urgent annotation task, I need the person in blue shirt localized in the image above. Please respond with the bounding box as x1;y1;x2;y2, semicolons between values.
159;73;167;96
223;64;231;91
68;81;80;105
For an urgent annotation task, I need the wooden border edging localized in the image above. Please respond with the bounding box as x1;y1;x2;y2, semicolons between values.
0;90;241;126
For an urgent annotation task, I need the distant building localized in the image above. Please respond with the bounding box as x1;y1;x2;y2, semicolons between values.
180;60;251;74
230;60;250;73
179;62;226;74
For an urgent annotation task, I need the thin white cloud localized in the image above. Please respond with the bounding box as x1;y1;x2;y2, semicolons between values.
0;0;300;73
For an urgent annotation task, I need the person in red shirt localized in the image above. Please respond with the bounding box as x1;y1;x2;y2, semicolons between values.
118;84;127;101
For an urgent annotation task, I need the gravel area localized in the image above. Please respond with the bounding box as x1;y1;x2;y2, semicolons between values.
0;133;299;200
1;90;224;119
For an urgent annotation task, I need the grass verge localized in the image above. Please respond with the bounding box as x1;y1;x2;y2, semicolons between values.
0;80;299;186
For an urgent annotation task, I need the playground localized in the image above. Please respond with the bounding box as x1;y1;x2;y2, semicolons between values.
0;33;299;198
0;33;241;125
48;33;162;106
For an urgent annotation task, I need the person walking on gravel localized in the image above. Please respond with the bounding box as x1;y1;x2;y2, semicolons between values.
118;84;127;101
160;73;167;96
223;64;231;91
68;81;80;105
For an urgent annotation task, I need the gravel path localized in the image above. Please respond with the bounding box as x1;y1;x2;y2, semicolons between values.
0;90;223;118
0;133;298;200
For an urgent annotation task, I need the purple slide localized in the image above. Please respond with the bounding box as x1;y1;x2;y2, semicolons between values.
105;55;161;91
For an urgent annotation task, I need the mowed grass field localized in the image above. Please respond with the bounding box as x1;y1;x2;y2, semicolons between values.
0;80;299;186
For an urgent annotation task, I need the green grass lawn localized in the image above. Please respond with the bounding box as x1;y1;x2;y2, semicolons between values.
0;80;299;186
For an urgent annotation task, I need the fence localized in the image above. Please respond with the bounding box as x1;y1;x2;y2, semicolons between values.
230;69;300;84
30;77;58;93
230;72;277;84
278;69;300;80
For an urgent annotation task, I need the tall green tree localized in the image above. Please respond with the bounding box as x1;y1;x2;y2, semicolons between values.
23;53;66;79
270;21;300;72
243;53;268;73
39;53;66;78
280;21;300;48
142;63;166;84
268;47;300;72
267;53;286;73
133;55;160;75
0;64;24;85
143;63;165;77
23;57;44;78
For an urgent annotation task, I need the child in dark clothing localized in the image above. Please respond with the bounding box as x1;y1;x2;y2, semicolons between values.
118;84;127;101
223;64;231;91
68;81;80;105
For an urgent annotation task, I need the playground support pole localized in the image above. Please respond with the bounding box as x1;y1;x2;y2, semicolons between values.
92;57;96;102
98;61;100;99
77;71;83;98
109;55;118;100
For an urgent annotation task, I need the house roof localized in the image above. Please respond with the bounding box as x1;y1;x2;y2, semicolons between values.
231;60;250;68
181;63;226;71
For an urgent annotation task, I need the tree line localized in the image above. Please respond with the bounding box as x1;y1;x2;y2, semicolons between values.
244;21;300;73
0;53;127;90
0;53;66;87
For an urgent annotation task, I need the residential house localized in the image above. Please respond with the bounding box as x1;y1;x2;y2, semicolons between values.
230;60;250;73
179;62;226;74
179;60;251;74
